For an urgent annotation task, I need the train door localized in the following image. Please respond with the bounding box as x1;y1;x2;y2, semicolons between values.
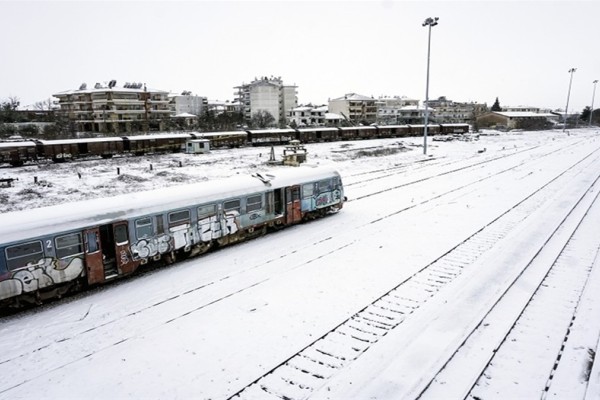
113;222;138;275
84;227;104;285
78;142;89;155
285;185;302;224
84;223;137;284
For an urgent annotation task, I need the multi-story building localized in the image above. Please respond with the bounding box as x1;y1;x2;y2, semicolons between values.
397;105;428;124
207;99;243;117
168;91;208;116
53;81;171;134
328;93;377;124
427;96;487;124
234;76;297;126
288;104;328;127
376;96;419;125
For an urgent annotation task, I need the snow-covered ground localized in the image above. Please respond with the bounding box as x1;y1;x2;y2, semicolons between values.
1;128;600;399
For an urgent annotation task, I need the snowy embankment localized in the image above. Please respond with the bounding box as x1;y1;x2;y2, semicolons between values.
0;129;599;400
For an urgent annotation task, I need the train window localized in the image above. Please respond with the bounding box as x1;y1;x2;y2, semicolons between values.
155;215;164;234
55;233;83;259
223;199;241;213
114;225;129;244
292;187;300;201
169;210;190;226
198;204;216;220
246;195;263;212
86;231;99;253
303;183;314;198
135;217;154;239
318;179;332;192
5;241;44;270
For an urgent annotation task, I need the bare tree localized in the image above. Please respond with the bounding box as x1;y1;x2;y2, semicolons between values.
33;98;55;111
250;110;276;128
0;96;20;123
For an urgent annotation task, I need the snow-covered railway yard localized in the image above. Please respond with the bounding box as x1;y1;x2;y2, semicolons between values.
1;129;600;399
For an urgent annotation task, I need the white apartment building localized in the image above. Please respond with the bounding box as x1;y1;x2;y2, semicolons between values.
207;99;243;116
54;81;171;133
427;96;487;124
288;104;328;126
234;76;298;126
169;92;208;116
328;93;377;124
376;96;419;125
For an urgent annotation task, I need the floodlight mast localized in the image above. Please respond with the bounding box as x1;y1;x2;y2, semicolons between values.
563;67;576;132
590;80;598;127
422;17;439;155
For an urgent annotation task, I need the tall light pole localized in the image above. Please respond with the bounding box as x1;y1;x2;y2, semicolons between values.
590;80;598;126
563;67;576;132
422;16;439;155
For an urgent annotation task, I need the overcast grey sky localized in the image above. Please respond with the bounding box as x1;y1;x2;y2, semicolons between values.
2;0;599;112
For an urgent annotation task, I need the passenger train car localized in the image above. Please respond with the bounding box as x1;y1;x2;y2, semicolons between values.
0;123;470;166
0;166;345;307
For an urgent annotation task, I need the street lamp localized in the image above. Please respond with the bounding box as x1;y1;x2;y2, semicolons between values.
590;80;598;126
422;16;439;155
563;67;576;131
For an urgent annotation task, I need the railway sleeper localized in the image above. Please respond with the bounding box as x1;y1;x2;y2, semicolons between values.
232;384;282;400
341;323;381;339
354;314;395;330
287;357;336;381
299;352;341;370
301;351;344;371
316;332;366;356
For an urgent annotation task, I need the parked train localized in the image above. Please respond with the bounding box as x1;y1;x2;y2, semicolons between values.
0;166;345;307
0;123;470;167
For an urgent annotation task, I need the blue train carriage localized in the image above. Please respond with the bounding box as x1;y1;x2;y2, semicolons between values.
0;166;345;307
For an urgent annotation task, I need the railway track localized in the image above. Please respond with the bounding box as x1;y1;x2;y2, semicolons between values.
1;134;600;398
417;170;600;399
227;142;600;399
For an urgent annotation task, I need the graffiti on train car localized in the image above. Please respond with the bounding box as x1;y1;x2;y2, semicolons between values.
130;212;240;261
0;257;84;300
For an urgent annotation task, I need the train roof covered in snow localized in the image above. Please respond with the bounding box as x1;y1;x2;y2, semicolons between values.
0;166;341;244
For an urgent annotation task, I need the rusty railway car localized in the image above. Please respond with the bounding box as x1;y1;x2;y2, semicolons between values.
296;127;340;143
35;137;125;162
122;133;193;155
338;126;378;141
0;123;470;167
194;131;248;148
0;141;37;166
375;125;411;138
246;129;297;146
439;123;471;134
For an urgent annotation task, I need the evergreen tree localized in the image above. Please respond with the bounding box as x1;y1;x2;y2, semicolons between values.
580;106;591;122
491;97;501;112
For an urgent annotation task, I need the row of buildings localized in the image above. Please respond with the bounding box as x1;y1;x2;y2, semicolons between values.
50;77;562;134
